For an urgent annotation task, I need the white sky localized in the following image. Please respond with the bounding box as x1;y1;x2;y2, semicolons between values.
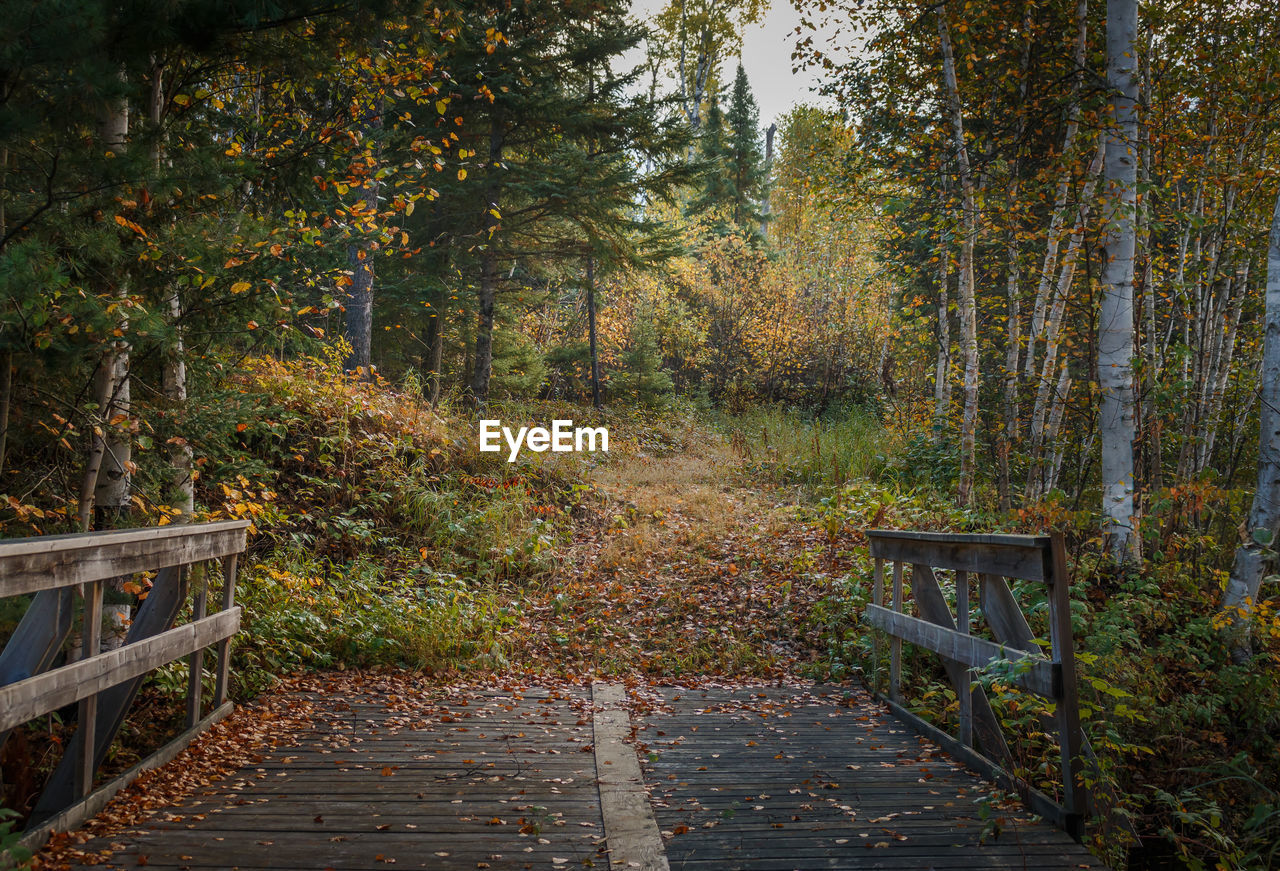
627;0;834;129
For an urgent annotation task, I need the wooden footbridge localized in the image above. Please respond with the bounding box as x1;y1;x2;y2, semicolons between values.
1;523;1108;870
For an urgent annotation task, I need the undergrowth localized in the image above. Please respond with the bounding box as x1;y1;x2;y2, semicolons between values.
718;407;1280;870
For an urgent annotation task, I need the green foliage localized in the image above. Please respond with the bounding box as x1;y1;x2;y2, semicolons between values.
717;405;898;491
0;807;31;870
232;553;512;696
609;323;674;406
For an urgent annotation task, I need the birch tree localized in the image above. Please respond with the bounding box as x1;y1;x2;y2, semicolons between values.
1222;191;1280;662
1098;0;1140;564
936;1;980;507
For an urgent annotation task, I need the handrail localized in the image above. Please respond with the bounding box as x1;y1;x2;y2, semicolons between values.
0;520;248;839
861;528;1086;839
0;518;249;597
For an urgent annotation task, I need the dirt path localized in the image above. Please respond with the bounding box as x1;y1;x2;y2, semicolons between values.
503;427;851;678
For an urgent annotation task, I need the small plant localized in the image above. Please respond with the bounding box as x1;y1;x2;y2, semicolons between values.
0;808;32;870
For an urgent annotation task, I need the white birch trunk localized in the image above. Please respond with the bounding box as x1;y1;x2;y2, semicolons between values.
1098;0;1140;564
1222;192;1280;662
937;2;980;507
934;218;952;439
1024;0;1089;385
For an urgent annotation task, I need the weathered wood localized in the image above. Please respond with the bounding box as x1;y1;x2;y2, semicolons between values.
77;580;103;798
868;529;1051;582
955;570;972;748
186;567;208;728
592;682;668;871
34;563;194;822
0;586;76;752
861;529;1088;841
978;573;1039;653
0;608;240;734
863;605;1060;698
889;562;903;703
0;520;249;598
214;553;238;707
18;702;234;856
871;557;884;694
909;565;1016;768
1048;533;1085;834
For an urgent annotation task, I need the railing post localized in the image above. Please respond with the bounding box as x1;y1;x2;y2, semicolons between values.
214;553;239;707
185;564;207;728
1047;533;1086;835
871;557;884;694
889;562;903;703
76;580;103;797
955;570;972;748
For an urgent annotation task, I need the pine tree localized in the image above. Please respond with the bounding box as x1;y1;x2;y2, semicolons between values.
688;64;764;236
724;64;765;231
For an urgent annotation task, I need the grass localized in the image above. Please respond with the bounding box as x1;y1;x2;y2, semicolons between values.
712;404;900;492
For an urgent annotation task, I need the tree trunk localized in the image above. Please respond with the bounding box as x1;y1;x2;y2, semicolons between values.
1222;191;1280;662
1098;0;1141;565
933;195;952;441
470;121;503;412
760;122;776;239
585;256;602;410
150;61;193;520
1024;0;1089;385
0;349;11;479
937;3;980;507
424;292;444;408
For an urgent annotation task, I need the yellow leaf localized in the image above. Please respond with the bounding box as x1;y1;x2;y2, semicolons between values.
457;168;467;181
231;281;251;294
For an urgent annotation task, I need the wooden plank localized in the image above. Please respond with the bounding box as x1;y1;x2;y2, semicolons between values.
956;570;972;747
77;580;103;797
0;608;240;733
871;557;883;695
901;565;1016;769
0;520;249;598
1047;532;1086;834
592;682;668;871
875;694;1079;839
889;562;903;703
18;702;234;853
862;605;1059;698
0;586;76;752
978;573;1040;653
214;553;238;707
186;566;207;728
867;529;1051;582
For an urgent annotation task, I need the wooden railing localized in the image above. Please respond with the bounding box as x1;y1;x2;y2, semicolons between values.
861;529;1087;839
0;519;248;845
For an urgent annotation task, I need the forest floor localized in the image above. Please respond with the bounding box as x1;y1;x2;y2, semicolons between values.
500;428;860;679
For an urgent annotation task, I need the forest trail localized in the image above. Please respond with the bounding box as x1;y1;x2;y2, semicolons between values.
502;428;843;678
29;433;1107;869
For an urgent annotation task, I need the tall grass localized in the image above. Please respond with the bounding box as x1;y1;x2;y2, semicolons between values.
716;405;898;491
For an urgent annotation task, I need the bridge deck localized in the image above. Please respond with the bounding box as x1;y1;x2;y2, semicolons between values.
39;677;1104;870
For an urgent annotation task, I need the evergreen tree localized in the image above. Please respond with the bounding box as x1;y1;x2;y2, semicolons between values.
422;0;689;410
689;96;734;226
725;64;766;232
688;64;764;236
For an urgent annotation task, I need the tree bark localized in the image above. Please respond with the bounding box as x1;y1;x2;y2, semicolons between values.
1098;0;1141;565
585;256;602;410
424;291;444;408
470;119;504;412
1222;192;1280;662
151;61;194;520
471;253;498;410
938;2;980;507
933;195;952;441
